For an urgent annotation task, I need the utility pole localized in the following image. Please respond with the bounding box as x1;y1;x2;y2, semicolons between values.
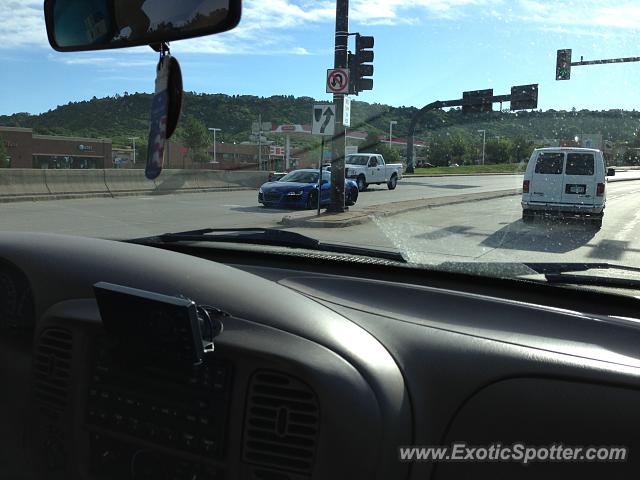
258;114;262;170
477;129;486;165
389;120;397;148
285;135;291;170
208;127;221;163
128;136;139;167
327;0;348;213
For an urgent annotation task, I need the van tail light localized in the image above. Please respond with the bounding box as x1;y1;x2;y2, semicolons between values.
596;183;605;196
523;180;530;193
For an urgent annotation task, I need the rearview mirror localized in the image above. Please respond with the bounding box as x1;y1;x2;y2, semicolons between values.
607;168;616;177
44;0;241;52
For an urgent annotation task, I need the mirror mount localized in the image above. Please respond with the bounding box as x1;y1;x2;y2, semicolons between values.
150;41;170;54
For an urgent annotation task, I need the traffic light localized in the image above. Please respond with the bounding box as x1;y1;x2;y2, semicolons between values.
349;34;374;95
556;49;572;80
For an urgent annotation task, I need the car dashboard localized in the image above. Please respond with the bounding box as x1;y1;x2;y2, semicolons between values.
1;232;640;480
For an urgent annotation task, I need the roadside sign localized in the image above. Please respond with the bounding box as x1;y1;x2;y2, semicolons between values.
463;89;493;114
326;68;349;94
312;104;336;136
251;122;272;133
510;84;538;110
343;96;351;127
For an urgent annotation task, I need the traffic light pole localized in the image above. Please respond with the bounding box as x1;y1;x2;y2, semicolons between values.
405;91;530;172
327;0;348;213
556;49;640;80
405;100;454;174
573;56;640;66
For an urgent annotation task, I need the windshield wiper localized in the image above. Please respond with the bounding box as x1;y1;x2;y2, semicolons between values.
136;228;406;262
523;262;640;275
523;262;640;290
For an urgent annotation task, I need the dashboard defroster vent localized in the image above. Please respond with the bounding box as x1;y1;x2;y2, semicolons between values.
33;328;73;412
243;371;319;476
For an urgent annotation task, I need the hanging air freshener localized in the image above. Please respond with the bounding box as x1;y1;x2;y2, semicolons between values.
145;44;183;180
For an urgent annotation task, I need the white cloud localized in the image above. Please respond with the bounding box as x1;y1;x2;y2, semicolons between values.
47;53;158;69
351;0;495;24
1;0;638;55
517;0;640;30
0;1;47;48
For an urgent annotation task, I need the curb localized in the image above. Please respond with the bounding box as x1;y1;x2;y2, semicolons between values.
404;173;523;177
280;189;522;229
280;175;640;229
0;186;254;204
608;176;640;183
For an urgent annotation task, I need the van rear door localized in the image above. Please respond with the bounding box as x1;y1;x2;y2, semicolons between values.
530;152;564;203
561;152;596;205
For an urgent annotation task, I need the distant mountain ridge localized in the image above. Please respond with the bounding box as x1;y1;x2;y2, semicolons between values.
1;92;639;149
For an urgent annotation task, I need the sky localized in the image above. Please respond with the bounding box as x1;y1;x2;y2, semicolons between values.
1;0;640;116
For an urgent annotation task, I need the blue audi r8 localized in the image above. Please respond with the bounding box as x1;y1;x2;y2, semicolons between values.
258;169;359;209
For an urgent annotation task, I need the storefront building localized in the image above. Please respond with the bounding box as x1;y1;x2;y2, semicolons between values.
0;127;112;169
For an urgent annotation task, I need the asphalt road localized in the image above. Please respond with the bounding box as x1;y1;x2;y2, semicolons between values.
3;173;640;268
297;177;640;266
0;174;523;239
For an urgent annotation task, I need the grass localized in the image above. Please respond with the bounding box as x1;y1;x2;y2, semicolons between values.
412;164;526;175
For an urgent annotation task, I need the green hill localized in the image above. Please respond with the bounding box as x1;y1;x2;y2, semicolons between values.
1;93;639;158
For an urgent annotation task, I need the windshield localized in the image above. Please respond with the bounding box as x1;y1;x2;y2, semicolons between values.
2;1;640;288
279;171;318;183
346;155;369;165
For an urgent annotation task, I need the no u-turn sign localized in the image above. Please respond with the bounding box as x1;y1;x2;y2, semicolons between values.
326;68;349;94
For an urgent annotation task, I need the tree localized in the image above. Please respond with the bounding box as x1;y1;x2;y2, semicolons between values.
0;135;8;168
484;138;513;164
358;133;401;163
623;149;640;166
177;116;212;164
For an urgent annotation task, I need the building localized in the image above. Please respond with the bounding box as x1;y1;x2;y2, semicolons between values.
0;127;112;169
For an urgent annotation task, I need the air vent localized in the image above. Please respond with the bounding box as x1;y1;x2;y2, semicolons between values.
243;371;319;475
33;328;73;412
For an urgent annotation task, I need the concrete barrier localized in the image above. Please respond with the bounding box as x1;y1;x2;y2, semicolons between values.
44;169;110;195
153;169;201;194
0;169;49;197
0;168;269;202
104;169;155;195
196;170;230;190
220;170;270;189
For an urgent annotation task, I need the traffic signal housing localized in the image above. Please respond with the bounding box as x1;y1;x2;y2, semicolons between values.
349;34;374;95
556;49;572;80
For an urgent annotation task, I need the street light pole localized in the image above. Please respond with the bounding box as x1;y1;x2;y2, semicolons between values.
208;127;221;163
389;120;397;148
128;137;139;167
477;129;486;165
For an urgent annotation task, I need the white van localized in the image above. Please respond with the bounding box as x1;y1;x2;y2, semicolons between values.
521;147;613;229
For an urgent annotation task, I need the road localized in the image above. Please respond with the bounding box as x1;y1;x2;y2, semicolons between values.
299;177;640;267
0;175;523;239
2;173;640;267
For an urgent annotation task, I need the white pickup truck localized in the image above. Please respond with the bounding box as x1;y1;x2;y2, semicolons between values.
345;153;403;191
